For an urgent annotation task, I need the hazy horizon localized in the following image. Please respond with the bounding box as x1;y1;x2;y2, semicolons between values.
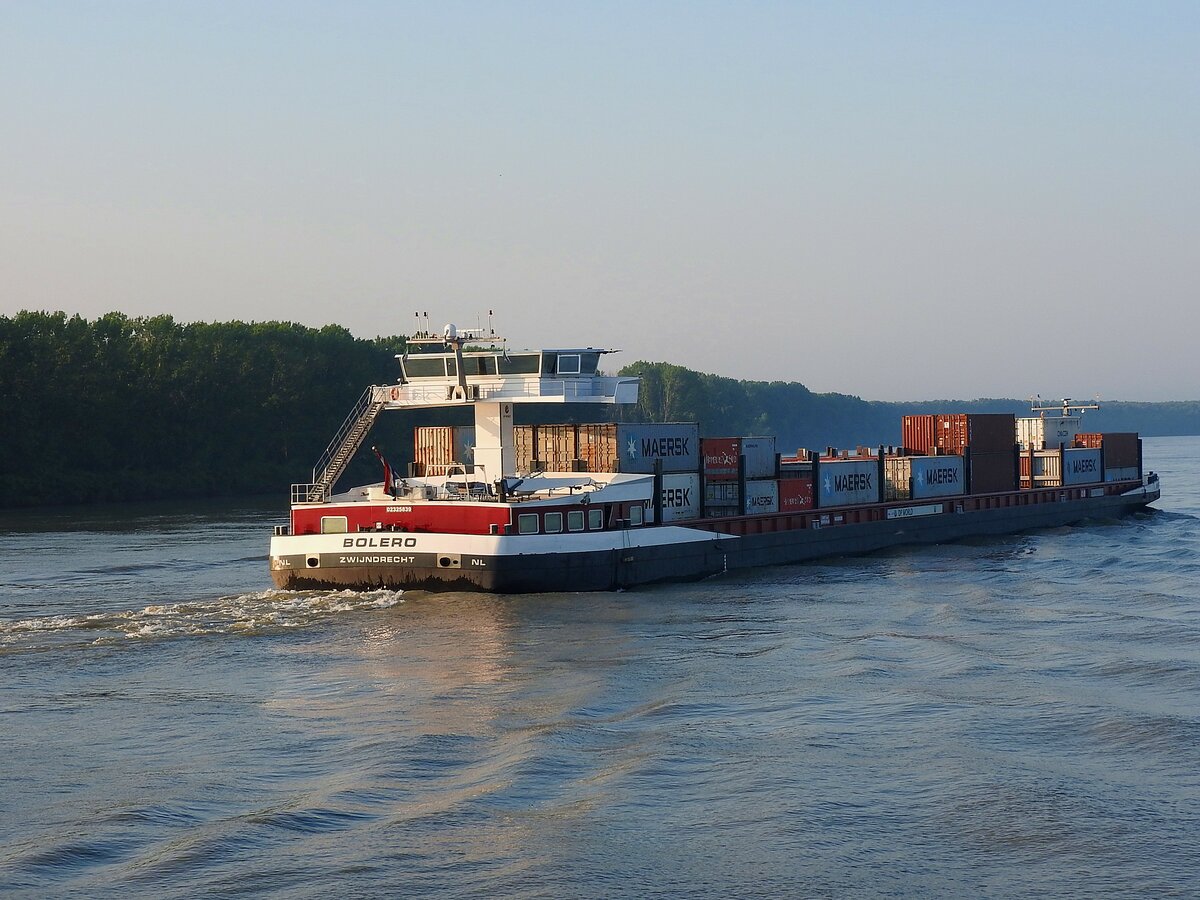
3;3;1196;401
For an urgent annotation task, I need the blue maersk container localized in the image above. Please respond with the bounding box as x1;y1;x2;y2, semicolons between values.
616;423;700;474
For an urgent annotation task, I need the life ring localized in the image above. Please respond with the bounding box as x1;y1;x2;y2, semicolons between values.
390;387;400;401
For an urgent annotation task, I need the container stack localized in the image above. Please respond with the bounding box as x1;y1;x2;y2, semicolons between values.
1021;447;1104;488
902;413;1016;493
1075;433;1140;482
701;438;739;517
883;455;966;502
701;436;791;516
617;423;702;522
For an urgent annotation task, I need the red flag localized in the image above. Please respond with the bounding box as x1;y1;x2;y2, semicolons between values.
372;446;396;497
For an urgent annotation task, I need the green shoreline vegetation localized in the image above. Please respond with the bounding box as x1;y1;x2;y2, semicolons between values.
2;311;1196;509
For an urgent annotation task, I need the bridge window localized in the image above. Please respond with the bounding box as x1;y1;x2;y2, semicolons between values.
461;355;498;376
518;514;539;535
629;505;643;526
568;510;585;531
320;516;348;534
544;512;563;534
588;508;603;530
403;356;448;378
557;354;581;375
497;353;540;375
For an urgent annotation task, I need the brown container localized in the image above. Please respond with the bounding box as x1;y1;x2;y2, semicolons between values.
1101;433;1139;469
1072;432;1139;469
936;414;1015;453
902;415;938;454
577;423;619;473
414;426;475;471
514;425;536;472
535;424;578;469
969;450;1016;493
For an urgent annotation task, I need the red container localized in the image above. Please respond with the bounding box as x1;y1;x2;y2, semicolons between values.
902;415;938;454
702;437;741;480
1074;432;1103;449
778;478;814;512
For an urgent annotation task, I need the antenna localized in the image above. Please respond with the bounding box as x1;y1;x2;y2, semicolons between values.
1029;396;1101;417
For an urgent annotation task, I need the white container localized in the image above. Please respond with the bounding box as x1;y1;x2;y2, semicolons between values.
742;479;779;514
658;473;701;522
741;437;777;480
1017;416;1081;451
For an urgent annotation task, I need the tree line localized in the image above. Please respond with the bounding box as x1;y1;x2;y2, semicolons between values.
0;312;1194;508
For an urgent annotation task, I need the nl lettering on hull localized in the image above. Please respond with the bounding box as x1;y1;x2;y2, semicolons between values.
616;424;700;474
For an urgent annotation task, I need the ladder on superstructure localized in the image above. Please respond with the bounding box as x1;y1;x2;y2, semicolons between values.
295;387;386;502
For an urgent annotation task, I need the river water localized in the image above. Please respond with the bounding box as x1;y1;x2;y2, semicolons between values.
2;437;1198;898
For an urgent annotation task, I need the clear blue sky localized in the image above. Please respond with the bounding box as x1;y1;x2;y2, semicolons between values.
2;2;1196;400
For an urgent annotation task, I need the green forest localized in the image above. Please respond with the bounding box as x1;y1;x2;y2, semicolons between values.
2;311;1196;508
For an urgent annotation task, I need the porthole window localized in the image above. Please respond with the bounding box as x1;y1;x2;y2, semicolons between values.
518;514;539;534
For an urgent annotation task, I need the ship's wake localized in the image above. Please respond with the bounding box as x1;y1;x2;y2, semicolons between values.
0;589;404;652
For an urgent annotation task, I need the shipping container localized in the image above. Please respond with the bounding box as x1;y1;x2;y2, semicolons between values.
743;479;779;515
1019;450;1060;478
704;480;739;504
741;437;778;479
514;424;536;472
1105;466;1140;482
658;473;701;522
414;426;476;472
1074;432;1103;449
969;451;1017;493
778;478;814;511
577;423;619;473
1062;448;1103;485
701;437;740;480
703;505;740;519
884;455;966;502
902;413;1014;454
536;424;577;469
779;458;813;479
883;457;912;501
818;459;879;507
937;413;1016;453
1102;433;1139;469
902;415;939;455
1017;416;1081;450
616;423;700;474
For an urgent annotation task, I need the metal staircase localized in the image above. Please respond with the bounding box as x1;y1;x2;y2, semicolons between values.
294;387;385;503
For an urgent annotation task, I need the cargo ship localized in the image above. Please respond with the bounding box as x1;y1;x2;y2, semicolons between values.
269;327;1161;593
